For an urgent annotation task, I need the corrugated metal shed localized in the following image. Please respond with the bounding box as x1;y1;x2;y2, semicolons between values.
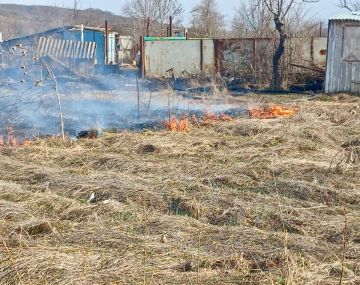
329;11;360;21
63;26;118;64
325;12;360;94
0;26;119;65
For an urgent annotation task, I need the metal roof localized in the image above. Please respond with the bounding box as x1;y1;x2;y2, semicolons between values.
329;11;360;21
37;37;97;59
2;26;118;43
69;25;118;35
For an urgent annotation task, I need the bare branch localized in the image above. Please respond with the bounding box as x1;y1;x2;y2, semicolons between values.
337;0;360;11
122;0;184;36
190;0;224;37
254;0;319;90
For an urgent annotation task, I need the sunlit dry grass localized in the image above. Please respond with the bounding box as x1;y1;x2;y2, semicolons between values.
0;94;359;285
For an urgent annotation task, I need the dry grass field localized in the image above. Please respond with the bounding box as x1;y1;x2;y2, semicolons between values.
0;94;359;285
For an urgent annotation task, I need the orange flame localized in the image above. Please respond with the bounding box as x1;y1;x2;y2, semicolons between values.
20;139;32;147
167;112;235;132
249;105;299;119
203;112;218;124
219;114;234;122
203;112;234;125
166;117;190;132
0;127;33;147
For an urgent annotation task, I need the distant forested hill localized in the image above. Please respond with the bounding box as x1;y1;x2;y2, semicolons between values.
0;4;134;40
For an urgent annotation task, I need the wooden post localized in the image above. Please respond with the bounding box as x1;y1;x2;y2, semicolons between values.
253;39;256;80
135;43;139;60
146;17;150;37
200;39;204;72
320;21;322;37
140;35;145;78
105;20;109;65
311;37;315;64
168;84;171;121
136;74;140;120
169;16;173;37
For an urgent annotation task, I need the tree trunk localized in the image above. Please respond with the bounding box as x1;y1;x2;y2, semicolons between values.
272;16;286;90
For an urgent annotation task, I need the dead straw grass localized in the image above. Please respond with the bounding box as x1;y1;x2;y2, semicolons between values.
0;95;359;284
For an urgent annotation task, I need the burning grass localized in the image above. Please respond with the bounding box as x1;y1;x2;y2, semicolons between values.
166;113;235;133
166;117;191;132
249;104;300;119
0;95;360;284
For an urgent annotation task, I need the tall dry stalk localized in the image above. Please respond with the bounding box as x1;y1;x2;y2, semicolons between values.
142;194;148;285
196;231;201;285
136;73;140;121
339;207;348;285
145;91;152;118
2;240;24;285
41;59;65;141
167;83;171;121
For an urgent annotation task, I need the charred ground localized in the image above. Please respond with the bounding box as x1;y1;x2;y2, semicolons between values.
0;94;359;284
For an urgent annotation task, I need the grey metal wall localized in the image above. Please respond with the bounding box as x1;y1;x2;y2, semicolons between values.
313;37;328;65
215;37;327;84
325;20;360;94
144;37;327;80
107;32;117;64
144;39;214;77
118;36;134;65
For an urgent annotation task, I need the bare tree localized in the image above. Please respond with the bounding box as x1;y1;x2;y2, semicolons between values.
232;0;273;37
155;0;184;35
338;0;360;11
123;0;183;36
261;0;319;90
123;0;159;35
71;0;82;26
191;0;224;37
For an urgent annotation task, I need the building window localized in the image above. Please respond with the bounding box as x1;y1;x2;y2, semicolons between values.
342;26;360;62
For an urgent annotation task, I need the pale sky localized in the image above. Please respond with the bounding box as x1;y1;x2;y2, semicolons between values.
0;0;346;25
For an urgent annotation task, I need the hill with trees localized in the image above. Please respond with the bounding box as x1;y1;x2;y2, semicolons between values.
0;4;133;40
